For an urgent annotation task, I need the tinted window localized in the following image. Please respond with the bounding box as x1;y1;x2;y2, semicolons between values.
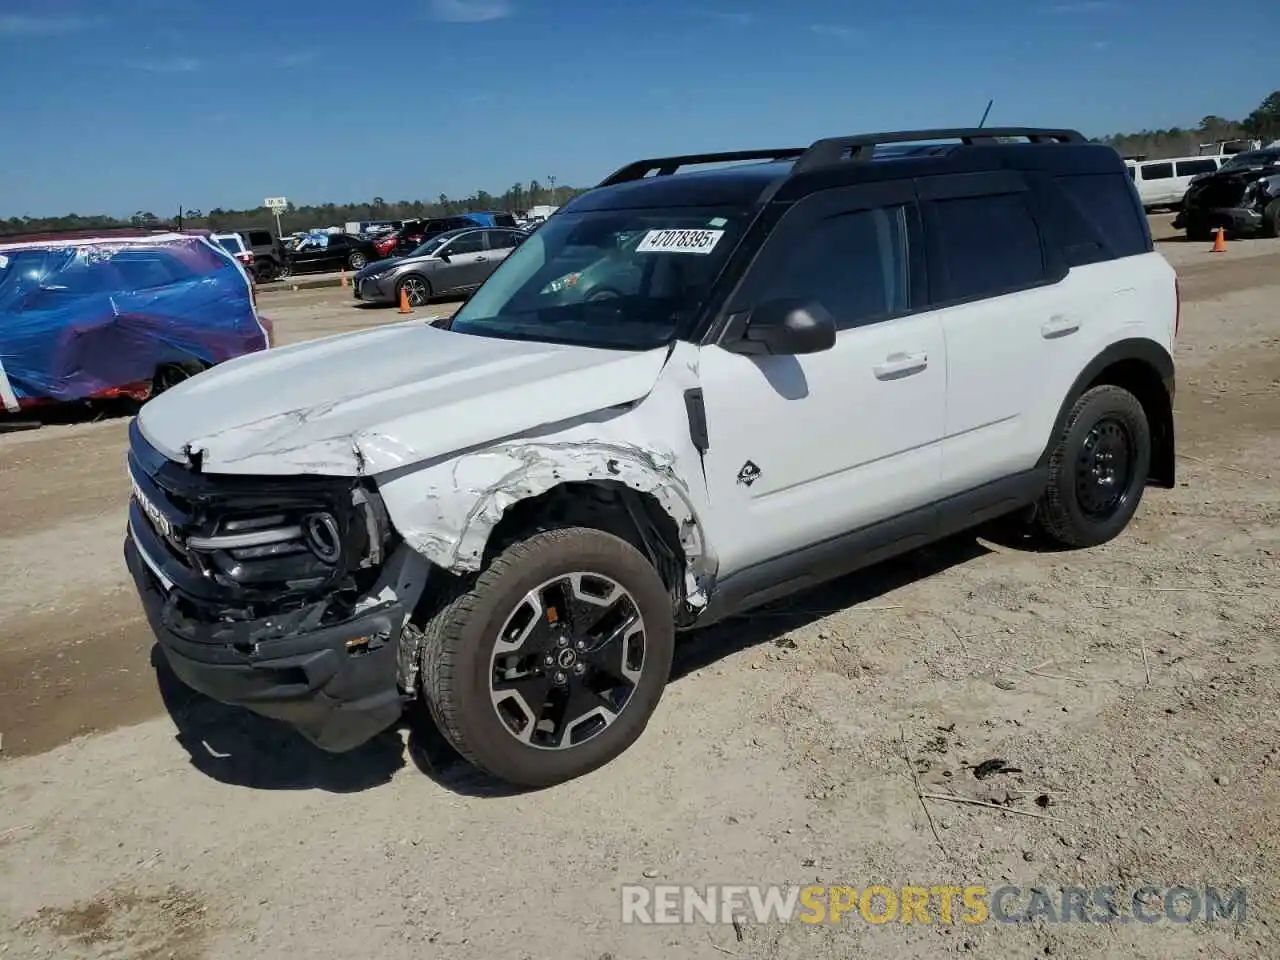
1140;162;1173;181
487;230;519;250
1127;166;1136;180
444;231;485;255
493;213;517;227
1051;173;1149;263
757;205;911;330
112;251;196;290
932;193;1045;300
1175;159;1218;177
247;231;273;246
327;236;348;248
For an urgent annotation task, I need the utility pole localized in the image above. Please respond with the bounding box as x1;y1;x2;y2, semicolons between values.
548;174;557;202
177;205;183;231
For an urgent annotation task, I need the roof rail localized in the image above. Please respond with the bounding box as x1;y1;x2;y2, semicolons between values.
791;127;1086;174
597;148;805;187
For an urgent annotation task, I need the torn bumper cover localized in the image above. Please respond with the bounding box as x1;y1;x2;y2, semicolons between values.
127;534;406;752
124;420;425;752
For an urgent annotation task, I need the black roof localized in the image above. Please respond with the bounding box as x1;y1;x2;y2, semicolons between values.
567;127;1124;212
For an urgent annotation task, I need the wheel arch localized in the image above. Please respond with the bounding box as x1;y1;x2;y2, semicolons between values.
1038;337;1176;488
396;271;433;297
379;440;715;618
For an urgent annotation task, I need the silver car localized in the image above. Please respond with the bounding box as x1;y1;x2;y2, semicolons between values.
351;226;525;306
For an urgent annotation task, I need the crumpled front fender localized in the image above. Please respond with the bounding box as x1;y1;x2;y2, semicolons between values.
375;436;715;610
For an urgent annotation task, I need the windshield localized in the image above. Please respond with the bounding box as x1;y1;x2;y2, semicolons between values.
409;233;452;258
449;206;745;349
1221;149;1280;170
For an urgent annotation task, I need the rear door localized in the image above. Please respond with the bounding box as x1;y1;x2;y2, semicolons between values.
919;171;1067;495
482;229;520;274
1136;160;1175;206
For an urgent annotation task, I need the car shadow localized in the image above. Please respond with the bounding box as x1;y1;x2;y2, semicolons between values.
0;398;140;431
156;532;1004;797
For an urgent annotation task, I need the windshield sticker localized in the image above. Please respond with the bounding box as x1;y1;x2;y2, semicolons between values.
635;228;725;255
708;217;728;227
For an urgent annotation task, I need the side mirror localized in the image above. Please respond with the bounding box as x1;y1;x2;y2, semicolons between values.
436;250;451;262
727;298;837;355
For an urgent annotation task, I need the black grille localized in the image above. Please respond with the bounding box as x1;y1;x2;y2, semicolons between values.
126;419;378;615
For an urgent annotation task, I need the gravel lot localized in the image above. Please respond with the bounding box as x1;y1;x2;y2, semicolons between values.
1;224;1277;960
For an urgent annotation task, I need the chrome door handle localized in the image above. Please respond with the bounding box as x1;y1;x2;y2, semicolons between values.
873;352;928;380
1041;314;1080;339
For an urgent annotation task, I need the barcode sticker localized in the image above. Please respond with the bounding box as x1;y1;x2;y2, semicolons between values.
635;229;725;255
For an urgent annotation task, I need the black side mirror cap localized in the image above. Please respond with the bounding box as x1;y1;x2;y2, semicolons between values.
725;298;837;355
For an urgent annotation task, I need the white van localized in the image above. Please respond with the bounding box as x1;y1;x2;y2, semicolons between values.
1125;156;1223;211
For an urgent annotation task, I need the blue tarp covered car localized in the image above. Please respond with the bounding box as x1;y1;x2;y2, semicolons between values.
0;231;271;413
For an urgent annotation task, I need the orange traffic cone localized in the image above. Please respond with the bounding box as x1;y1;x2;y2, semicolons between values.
399;286;412;314
1211;227;1227;253
340;268;349;287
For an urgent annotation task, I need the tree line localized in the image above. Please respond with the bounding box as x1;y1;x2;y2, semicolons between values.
1;181;590;238
3;91;1277;238
1094;91;1279;160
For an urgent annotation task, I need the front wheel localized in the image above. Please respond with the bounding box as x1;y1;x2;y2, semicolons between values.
1037;385;1151;548
396;274;431;307
1263;200;1280;239
419;527;674;788
347;251;367;270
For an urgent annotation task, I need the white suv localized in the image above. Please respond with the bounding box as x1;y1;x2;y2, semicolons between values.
123;128;1178;787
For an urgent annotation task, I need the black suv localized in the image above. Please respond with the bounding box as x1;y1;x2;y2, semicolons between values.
1175;147;1280;239
235;228;286;282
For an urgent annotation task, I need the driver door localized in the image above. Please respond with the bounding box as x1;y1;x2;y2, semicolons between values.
436;231;489;292
695;181;948;598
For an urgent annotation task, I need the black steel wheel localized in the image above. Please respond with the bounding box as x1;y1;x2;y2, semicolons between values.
419;527;674;788
1038;384;1151;548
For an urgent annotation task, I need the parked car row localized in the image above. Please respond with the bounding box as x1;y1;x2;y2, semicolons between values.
353;225;528;306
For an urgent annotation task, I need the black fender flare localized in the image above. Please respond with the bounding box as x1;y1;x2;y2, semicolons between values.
1036;337;1176;487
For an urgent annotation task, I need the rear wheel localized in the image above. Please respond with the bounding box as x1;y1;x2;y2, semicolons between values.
419;527;674;788
347;251;368;270
1037;385;1151;548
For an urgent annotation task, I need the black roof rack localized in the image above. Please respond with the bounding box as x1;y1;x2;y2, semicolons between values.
597;127;1087;188
791;127;1086;174
597;148;806;187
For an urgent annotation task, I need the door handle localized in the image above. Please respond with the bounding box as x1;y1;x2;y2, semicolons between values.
1041;314;1080;339
475;256;488;262
873;351;928;380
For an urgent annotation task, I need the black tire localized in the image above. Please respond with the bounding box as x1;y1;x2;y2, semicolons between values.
1263;200;1280;239
419;527;674;788
396;274;432;307
1185;219;1211;242
1037;384;1151;548
348;251;368;270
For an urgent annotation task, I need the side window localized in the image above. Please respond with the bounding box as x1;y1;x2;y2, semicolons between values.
327;236;348;249
446;231;485;255
755;205;911;330
1127;166;1136;180
1175;159;1217;177
247;231;272;246
931;192;1046;300
1140;162;1173;181
111;252;188;290
486;230;518;250
1053;173;1149;261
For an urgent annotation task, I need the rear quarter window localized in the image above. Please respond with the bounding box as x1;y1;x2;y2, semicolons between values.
1175;159;1218;177
1048;172;1150;265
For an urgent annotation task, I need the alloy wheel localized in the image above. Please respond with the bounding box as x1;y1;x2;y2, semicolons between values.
488;572;646;751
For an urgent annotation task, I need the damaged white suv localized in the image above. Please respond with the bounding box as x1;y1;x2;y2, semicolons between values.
125;128;1179;787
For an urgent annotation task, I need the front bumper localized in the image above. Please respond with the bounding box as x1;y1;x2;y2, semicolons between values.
1175;206;1264;236
353;275;396;303
126;525;408;752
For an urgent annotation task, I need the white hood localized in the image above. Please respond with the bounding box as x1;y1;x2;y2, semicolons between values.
136;320;672;476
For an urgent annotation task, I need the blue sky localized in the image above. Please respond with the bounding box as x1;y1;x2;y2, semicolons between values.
0;0;1275;218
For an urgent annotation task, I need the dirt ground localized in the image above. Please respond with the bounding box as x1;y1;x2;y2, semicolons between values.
1;220;1277;960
